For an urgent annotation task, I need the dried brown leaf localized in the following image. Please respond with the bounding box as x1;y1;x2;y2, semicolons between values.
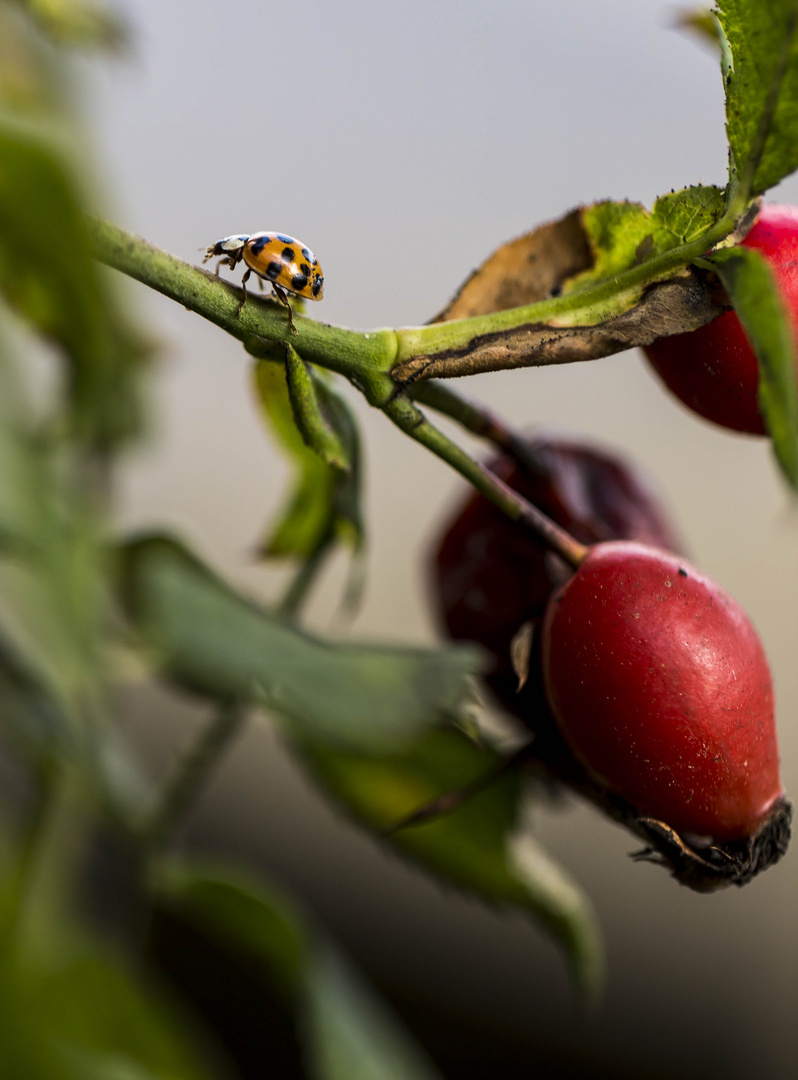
430;209;592;323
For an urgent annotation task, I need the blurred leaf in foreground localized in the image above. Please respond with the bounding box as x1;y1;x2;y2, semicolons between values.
300;728;603;999
0;930;211;1080
0;120;148;447
118;533;481;752
253;358;364;558
158;864;446;1080
17;0;128;53
0;346;108;736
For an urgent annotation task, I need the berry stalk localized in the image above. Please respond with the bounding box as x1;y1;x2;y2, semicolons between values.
383;395;589;568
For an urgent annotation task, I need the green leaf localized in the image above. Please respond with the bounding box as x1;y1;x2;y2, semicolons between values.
0;983;75;1080
651;186;727;247
28;951;212;1080
284;344;351;471
254;358;338;557
0;633;67;757
566;189;725;307
0;120;147;447
300;729;603;999
717;0;798;195
252;358;363;559
118;534;482;751
0;935;211;1080
314;374;365;548
158;865;446;1080
305;944;444;1080
159;866;307;1001
0;345;108;733
709;245;798;484
566;201;651;291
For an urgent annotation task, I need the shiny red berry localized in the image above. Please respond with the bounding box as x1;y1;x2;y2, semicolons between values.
541;541;784;842
643;204;798;434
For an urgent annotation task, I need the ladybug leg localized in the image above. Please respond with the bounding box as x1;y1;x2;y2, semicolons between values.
272;283;298;336
235;268;251;316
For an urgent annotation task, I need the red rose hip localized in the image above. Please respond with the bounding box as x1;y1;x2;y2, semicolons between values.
541;541;783;842
644;204;798;434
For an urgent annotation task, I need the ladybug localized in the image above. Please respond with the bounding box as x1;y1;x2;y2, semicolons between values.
203;231;324;334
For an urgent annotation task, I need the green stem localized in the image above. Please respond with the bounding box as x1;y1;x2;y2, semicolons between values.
89;214;740;387
138;701;246;852
87;218;399;407
383;395;588;568
408;380;551;472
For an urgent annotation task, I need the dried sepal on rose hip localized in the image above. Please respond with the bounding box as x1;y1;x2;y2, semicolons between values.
541;540;790;888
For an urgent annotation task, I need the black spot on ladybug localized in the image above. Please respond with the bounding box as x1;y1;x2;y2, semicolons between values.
301;247;311;260
265;261;282;280
282;247;295;261
250;236;270;255
292;274;309;291
277;234;294;245
312;279;323;297
300;262;310;275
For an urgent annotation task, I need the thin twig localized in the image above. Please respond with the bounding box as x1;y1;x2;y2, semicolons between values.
408;380;551;474
277;537;334;619
383;395;588;568
88;217;738;387
138;701;246;852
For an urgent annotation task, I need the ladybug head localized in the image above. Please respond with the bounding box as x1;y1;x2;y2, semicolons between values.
203;234;249;263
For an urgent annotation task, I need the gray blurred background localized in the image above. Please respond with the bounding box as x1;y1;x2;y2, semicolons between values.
83;1;798;1076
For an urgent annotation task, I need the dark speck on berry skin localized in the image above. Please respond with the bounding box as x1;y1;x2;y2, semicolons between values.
277;234;294;245
679;567;688;577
